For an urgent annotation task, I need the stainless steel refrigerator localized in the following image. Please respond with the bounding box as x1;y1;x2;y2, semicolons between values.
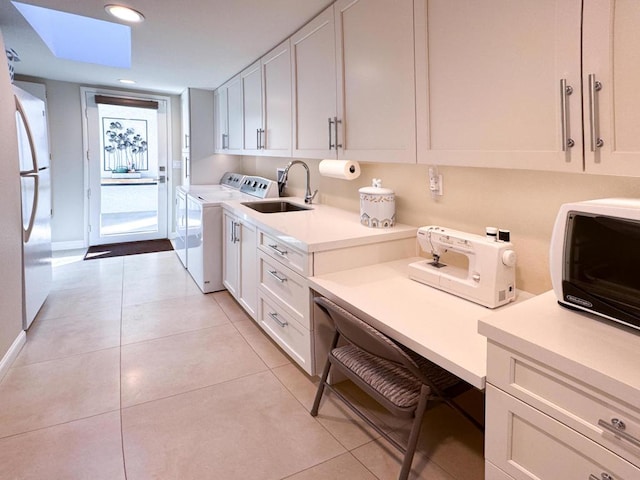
14;84;52;330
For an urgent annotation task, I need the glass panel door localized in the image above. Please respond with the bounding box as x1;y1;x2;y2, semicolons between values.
85;90;168;245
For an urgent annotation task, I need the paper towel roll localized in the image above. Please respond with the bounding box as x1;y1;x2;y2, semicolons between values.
318;159;361;180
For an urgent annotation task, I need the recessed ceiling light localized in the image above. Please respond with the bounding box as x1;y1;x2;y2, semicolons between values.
119;79;136;84
104;4;144;23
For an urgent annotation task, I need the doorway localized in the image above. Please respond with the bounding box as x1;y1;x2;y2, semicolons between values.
82;88;171;246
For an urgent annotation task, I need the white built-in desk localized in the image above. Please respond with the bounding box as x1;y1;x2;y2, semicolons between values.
308;257;532;389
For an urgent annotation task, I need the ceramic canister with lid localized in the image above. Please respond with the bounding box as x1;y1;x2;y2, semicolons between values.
359;178;395;228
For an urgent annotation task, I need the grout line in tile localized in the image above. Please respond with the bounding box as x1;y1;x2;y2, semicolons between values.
119;368;273;412
0;408;122;442
277;451;376;480
6;345;122;371
119;321;239;348
118;258;129;480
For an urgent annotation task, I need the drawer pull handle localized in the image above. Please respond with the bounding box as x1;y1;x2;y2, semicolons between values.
268;244;288;257
598;419;640;448
268;270;287;283
589;474;614;480
268;311;288;327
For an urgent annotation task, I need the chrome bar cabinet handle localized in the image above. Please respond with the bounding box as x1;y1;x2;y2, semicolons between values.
268;244;287;257
328;117;334;149
588;74;604;151
598;418;640;448
589;473;614;480
268;311;288;327
233;222;240;243
268;270;287;283
333;116;342;149
560;79;574;151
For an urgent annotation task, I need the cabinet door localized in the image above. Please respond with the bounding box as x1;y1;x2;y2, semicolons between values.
180;90;190;151
213;88;227;154
583;0;640;176
486;385;640;480
291;6;338;160
238;221;257;319
262;40;292;157
222;212;239;298
416;0;583;172
242;60;263;154
335;0;416;163
187;89;215;183
226;74;244;154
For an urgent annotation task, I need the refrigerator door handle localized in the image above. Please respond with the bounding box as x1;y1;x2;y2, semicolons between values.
15;95;39;174
21;173;39;243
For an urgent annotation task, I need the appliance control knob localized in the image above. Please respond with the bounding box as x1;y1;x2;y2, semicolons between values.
502;250;517;267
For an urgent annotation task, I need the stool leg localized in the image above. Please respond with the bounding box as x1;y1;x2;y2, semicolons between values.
310;358;331;417
398;385;430;480
310;330;340;417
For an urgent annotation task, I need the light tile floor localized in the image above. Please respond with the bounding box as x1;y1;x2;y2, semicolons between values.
0;250;485;480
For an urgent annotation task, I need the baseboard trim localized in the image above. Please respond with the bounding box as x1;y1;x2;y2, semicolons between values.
52;240;86;251
0;331;26;381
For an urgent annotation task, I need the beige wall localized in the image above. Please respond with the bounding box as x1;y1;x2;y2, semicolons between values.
245;155;640;294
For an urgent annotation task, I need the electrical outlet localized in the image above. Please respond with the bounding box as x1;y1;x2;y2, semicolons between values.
428;166;443;197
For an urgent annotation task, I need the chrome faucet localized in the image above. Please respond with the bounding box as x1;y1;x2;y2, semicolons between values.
279;160;318;204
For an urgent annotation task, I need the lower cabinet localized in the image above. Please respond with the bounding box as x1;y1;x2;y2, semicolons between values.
222;210;257;318
258;294;312;373
485;341;640;480
257;240;314;374
223;208;416;375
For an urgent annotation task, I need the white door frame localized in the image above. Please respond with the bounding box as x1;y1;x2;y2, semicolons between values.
81;87;173;246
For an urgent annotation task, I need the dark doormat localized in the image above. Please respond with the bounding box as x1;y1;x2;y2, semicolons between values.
84;239;173;260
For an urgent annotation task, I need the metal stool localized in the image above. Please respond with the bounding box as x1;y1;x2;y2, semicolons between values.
311;296;483;480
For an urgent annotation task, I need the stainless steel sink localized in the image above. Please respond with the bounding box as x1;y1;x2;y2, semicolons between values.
241;201;312;213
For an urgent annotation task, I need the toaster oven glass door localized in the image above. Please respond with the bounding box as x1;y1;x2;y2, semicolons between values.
563;212;640;329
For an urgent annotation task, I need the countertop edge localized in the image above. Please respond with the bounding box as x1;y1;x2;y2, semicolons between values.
222;198;417;253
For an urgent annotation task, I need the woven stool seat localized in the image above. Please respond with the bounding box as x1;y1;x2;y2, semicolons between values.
311;296;483;480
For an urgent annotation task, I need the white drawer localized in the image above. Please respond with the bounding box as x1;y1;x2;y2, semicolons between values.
258;294;313;375
487;342;640;466
258;252;309;328
258;231;311;276
486;385;640;480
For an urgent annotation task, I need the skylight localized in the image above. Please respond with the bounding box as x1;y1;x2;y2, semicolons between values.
12;1;131;68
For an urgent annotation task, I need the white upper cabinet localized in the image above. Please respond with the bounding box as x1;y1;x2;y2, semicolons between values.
242;60;263;154
180;90;190;152
261;40;292;157
291;6;338;160
334;0;417;163
583;0;640;176
181;88;215;184
415;0;583;172
241;40;293;157
213;88;226;153
214;74;243;155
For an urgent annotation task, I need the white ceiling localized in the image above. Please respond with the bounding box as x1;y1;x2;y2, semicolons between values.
0;0;333;94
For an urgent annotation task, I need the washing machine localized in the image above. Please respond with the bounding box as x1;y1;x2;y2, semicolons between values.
184;173;278;293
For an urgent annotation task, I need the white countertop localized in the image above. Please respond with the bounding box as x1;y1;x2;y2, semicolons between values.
308;257;532;389
479;290;640;401
222;197;417;253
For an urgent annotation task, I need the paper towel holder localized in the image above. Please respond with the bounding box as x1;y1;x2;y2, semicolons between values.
318;159;361;180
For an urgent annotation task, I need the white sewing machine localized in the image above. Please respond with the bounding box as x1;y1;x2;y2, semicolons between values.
408;226;517;308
